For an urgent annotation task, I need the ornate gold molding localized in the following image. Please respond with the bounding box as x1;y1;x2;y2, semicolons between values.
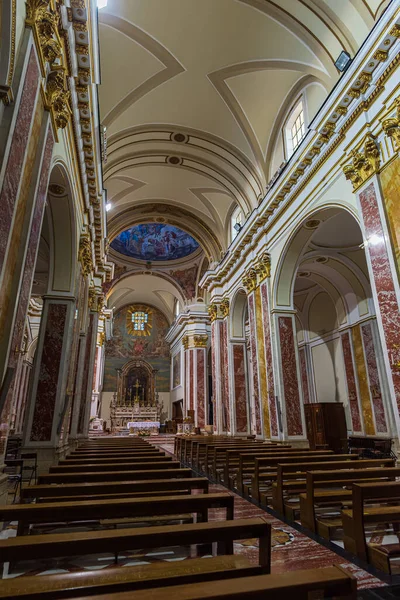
45;70;71;131
79;234;93;276
88;286;96;311
254;252;271;283
98;332;105;346
0;0;17;104
193;335;208;348
343;134;381;191
220;298;230;318
182;335;189;350
382;97;400;151
242;268;257;294
208;303;219;322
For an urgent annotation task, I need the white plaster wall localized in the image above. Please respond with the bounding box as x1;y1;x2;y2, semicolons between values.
311;337;346;404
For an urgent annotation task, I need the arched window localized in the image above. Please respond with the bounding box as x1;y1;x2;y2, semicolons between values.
284;98;306;158
231;205;244;242
132;311;148;331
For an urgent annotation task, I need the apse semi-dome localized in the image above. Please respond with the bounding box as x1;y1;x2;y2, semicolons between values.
110;223;199;261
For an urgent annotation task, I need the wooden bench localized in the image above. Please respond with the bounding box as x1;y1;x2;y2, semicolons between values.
192;440;263;472
68;448;162;456
0;492;234;536
236;451;335;496
0;556;266;599
202;443;264;477
62;454;169;465
66;566;357;600
0;517;271;574
38;467;192;485
49;461;180;474
250;454;350;502
300;463;399;536
21;477;209;503
272;458;395;517
342;480;400;573
214;446;299;484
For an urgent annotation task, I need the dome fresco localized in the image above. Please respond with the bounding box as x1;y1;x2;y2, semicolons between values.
110;223;199;261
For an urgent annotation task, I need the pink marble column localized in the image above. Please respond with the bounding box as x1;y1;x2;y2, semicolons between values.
299;347;310;405
248;294;262;435
0;47;40;271
341;331;363;433
260;282;278;436
277;315;304;436
189;348;194;414
210;320;219;432
219;319;231;433
24;298;75;444
357;181;400;422
233;343;248;433
0;126;54;457
361;321;388;433
196;348;207;429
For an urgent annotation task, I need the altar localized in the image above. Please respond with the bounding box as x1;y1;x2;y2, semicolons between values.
110;359;162;434
127;421;160;435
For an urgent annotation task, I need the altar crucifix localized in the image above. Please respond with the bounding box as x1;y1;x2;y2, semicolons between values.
132;378;145;405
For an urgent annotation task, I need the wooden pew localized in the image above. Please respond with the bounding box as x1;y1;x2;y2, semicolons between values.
65;451;164;461
61;454;172;465
49;461;180;473
272;458;395;518
69;448;162;455
300;463;398;535
38;467;192;485
251;454;350;502
0;556;266;599
0;517;271;574
192;439;262;472
61;566;357;600
203;443;264;477
0;492;234;536
342;480;400;573
236;450;335;496
221;447;297;488
21;477;209;503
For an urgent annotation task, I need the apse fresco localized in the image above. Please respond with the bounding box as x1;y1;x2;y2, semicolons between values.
111;223;199;261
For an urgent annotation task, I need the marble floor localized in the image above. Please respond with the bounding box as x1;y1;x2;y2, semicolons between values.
0;435;391;590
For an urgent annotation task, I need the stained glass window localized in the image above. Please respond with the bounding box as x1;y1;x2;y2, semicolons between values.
131;311;148;331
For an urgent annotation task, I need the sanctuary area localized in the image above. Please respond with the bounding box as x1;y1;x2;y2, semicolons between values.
1;0;400;598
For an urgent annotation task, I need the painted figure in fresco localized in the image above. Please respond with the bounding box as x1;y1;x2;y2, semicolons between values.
110;223;199;261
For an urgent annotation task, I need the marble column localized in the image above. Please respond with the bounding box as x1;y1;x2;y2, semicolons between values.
341;330;363;433
355;178;400;434
298;346;311;405
192;337;208;429
275;312;305;438
247;293;262;436
232;343;249;433
210;306;223;433
219;313;231;433
360;320;388;434
22;296;75;472
183;336;190;417
77;311;99;437
260;280;279;437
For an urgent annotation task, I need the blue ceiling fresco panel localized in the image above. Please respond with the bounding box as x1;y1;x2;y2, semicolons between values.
111;223;199;261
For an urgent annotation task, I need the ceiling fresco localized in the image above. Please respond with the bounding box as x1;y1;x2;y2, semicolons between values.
110;223;199;262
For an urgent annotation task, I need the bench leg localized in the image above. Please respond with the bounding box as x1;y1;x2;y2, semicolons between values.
259;529;271;572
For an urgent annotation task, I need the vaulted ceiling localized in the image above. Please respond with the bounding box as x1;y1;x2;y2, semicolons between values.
99;0;389;262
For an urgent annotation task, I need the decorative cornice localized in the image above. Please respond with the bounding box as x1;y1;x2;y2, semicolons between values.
220;298;230;318
343;134;381;191
193;334;208;348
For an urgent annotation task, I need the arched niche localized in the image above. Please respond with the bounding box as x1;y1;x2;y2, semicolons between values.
118;358;157;406
46;163;78;295
230;289;248;339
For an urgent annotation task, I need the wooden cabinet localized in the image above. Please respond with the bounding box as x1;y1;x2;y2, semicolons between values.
304;403;347;453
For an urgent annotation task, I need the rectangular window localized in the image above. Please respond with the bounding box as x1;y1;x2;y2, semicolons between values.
132;311;148;331
291;108;305;152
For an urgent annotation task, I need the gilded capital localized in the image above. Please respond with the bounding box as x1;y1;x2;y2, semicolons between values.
79;234;93;276
46;71;71;131
220;298;230;318
343;134;381;191
243;268;257;294
98;332;105;346
255;252;271;283
182;335;189;350
208;303;219;322
193;335;208;348
88;286;96;311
